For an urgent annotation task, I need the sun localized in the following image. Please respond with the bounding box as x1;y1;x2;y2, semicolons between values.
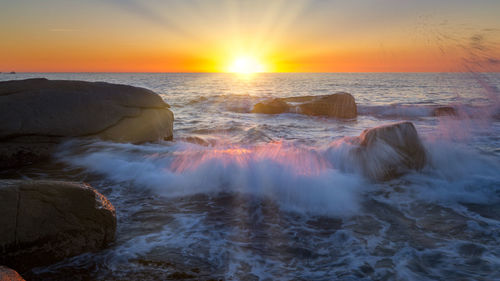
227;55;267;74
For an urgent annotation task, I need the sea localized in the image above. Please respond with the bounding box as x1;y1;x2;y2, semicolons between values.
1;72;500;280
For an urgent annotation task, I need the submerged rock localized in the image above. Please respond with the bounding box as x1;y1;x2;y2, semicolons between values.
0;180;116;272
0;266;25;281
432;106;457;117
0;78;174;168
350;121;426;180
251;92;357;118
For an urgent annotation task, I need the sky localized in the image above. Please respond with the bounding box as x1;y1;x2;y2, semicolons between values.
1;0;499;72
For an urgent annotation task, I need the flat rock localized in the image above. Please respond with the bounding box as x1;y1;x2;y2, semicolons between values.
0;180;116;272
0;78;174;168
251;92;357;118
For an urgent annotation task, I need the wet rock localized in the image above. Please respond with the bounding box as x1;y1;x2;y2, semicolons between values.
251;92;357;118
432;106;457;117
359;263;374;274
0;266;25;281
351;121;426;180
251;98;289;114
0;180;116;272
0;136;58;169
297;92;357;118
0;78;174;168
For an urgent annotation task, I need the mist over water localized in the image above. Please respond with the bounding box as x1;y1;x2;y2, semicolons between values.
3;72;500;280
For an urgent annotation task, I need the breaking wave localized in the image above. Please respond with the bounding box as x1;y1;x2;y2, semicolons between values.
56;135;500;217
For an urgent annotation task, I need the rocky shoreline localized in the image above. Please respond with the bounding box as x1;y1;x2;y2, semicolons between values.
1;78;430;279
0;78;174;279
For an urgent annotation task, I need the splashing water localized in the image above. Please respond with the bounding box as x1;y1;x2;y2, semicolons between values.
2;72;499;280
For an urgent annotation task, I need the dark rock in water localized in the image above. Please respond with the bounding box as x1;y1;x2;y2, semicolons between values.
9;71;16;74
0;180;116;272
297;92;357;118
251;98;289;114
0;136;58;169
251;92;357;118
0;78;174;168
0;266;25;281
432;106;457;117
351;121;426;180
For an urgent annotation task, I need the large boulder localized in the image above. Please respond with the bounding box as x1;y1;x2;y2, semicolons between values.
349;122;426;180
0;180;116;272
0;78;174;168
251;92;357;118
0;266;25;281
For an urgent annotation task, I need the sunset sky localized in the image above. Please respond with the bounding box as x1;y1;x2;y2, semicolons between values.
1;0;499;72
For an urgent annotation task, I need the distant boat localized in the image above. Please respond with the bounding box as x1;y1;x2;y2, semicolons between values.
9;71;16;74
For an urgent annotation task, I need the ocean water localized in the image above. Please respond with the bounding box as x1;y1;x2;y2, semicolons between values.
2;72;500;280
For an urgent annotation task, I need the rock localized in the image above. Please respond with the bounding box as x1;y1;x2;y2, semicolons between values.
297;93;357;118
251;92;357;118
251;98;289;114
0;180;116;272
0;266;25;281
350;121;426;180
432;106;457;117
0;78;174;168
0;136;58;169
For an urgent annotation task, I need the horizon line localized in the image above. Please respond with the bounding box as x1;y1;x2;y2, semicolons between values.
3;71;500;74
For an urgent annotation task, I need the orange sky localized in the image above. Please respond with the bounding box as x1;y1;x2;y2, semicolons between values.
1;0;499;72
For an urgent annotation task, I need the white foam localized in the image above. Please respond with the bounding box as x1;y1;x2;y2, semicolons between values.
57;141;365;217
406;140;500;204
57;134;500;215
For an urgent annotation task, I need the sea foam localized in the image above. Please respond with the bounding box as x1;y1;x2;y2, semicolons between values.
57;140;365;217
56;133;500;218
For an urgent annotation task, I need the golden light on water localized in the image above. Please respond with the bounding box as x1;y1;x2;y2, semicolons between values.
227;55;268;74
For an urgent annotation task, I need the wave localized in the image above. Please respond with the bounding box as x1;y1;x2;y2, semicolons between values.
55;135;500;217
56;140;364;217
358;104;499;119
